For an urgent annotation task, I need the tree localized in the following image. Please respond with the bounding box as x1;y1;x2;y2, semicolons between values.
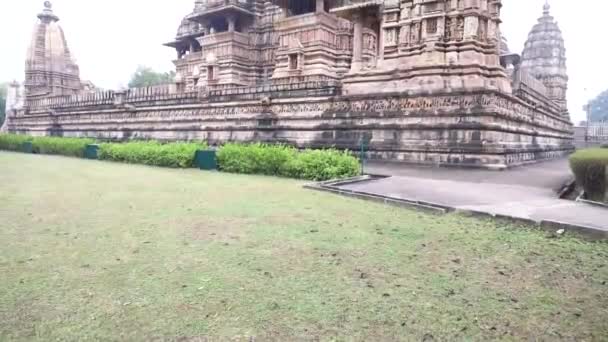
0;83;7;127
128;66;175;88
586;89;608;123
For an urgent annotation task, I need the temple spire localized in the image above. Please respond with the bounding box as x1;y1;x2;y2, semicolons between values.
38;1;59;23
543;0;550;16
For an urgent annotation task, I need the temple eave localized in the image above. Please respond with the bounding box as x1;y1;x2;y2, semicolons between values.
187;6;255;22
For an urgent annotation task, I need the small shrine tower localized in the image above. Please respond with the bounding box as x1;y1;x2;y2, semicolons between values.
24;2;82;101
521;1;568;115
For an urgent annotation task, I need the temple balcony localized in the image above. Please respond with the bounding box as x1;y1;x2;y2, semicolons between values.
197;31;255;68
173;51;203;66
199;31;250;47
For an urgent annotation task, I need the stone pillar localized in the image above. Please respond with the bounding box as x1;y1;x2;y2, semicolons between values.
227;15;236;32
378;27;385;62
316;0;324;13
351;12;363;72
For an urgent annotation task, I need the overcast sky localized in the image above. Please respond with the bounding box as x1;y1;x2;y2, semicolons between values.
0;0;603;123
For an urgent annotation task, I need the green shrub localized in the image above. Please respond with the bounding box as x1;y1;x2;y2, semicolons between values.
217;143;297;175
0;134;32;151
570;148;608;202
283;149;361;181
99;141;206;168
217;143;360;181
0;134;94;157
31;136;95;157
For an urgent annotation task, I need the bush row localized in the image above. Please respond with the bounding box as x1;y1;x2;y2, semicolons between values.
217;143;360;181
0;134;31;151
569;148;608;202
0;134;94;157
0;134;361;180
98;141;207;168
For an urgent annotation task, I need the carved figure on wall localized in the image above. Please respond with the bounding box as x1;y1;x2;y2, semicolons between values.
399;25;410;45
456;17;464;40
445;17;453;40
401;6;410;20
478;19;487;41
410;22;420;44
385;28;396;46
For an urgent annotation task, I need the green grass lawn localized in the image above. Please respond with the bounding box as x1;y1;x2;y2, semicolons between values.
1;152;607;341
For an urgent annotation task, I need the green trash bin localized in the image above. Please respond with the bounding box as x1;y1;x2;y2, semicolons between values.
84;144;100;160
21;141;33;154
195;150;217;170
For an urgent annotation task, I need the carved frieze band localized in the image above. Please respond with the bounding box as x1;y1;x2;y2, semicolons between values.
12;93;571;133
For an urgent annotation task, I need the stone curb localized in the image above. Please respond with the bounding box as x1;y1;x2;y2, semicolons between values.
303;183;449;214
306;178;608;241
576;198;608;209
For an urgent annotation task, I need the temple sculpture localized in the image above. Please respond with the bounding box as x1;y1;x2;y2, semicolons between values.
2;1;574;169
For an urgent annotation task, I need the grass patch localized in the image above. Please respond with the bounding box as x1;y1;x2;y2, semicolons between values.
1;152;607;341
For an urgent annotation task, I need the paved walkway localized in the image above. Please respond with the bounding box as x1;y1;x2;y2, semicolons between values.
336;159;608;232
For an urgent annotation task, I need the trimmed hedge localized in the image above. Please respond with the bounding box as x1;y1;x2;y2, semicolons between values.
32;136;95;157
217;143;360;181
0;134;31;151
570;148;608;202
0;134;94;157
98;141;207;168
216;143;296;175
1;134;360;180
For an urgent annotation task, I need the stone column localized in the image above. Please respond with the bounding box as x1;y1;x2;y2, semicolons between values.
227;15;236;32
378;27;385;62
316;0;324;13
351;12;363;72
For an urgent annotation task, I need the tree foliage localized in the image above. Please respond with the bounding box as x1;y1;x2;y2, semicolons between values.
586;89;608;123
0;83;7;127
127;66;175;88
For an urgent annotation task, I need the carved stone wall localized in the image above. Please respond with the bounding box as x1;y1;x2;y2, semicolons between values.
8;87;573;169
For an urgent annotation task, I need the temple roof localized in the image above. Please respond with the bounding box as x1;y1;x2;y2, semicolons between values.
520;1;568;114
521;1;566;74
26;1;79;76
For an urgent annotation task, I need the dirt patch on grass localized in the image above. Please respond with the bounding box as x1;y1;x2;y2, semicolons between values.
179;217;254;243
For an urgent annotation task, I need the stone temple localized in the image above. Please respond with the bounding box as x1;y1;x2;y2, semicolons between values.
3;0;574;169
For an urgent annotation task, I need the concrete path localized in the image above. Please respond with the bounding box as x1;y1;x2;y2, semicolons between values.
336;159;608;232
